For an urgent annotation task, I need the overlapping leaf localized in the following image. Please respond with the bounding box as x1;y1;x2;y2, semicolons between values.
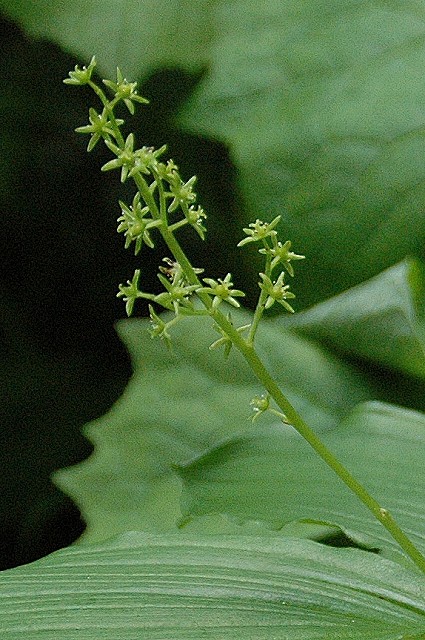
53;309;370;542
283;259;425;379
3;5;425;637
2;531;425;639
178;401;425;561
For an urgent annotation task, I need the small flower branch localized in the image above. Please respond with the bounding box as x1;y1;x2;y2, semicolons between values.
248;240;272;344
65;57;425;575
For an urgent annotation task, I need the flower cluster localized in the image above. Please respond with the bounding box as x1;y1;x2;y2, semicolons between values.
238;215;304;313
184;205;207;240
250;393;271;421
159;164;206;237
154;269;200;315
237;216;281;247
64;56;97;86
259;272;296;313
249;393;289;424
102;133;137;183
167;175;197;213
117;270;147;316
75;107;123;152
259;236;305;277
132;145;167;177
148;305;178;349
117;193;162;254
71;61;207;248
66;59;304;348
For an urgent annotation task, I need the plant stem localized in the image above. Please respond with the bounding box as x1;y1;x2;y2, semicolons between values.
168;219;189;233
146;197;425;572
248;246;271;344
216;322;425;573
94;79;425;574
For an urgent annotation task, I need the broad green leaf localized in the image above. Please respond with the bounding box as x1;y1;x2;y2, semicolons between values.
0;0;214;78
53;309;370;542
2;531;425;638
180;0;425;306
283;259;425;379
178;401;425;560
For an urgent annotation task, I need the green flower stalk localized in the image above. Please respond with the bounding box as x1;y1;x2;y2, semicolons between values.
66;57;425;577
209;313;251;358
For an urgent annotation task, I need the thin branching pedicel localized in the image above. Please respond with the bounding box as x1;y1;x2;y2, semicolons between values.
235;214;305;343
65;57;425;575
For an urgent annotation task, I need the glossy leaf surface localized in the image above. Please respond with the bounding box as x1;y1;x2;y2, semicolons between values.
2;532;425;639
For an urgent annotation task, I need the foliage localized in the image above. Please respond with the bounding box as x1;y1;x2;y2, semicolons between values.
2;1;425;638
179;0;425;306
0;0;215;78
3;532;425;639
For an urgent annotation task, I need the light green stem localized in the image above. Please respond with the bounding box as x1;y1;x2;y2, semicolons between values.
149;181;425;574
87;79;425;574
168;219;189;233
213;320;425;574
248;245;271;344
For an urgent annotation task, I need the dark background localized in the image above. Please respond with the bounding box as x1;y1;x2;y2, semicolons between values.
0;14;245;569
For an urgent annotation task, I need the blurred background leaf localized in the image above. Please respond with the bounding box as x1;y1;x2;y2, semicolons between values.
283;259;425;379
0;0;215;79
179;0;425;306
0;7;241;568
53;308;371;543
